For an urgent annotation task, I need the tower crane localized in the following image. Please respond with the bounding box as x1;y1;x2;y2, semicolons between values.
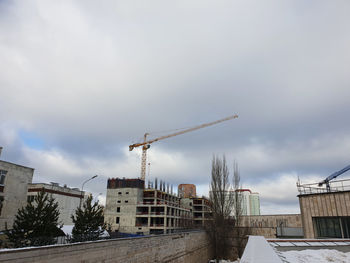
318;164;350;192
129;114;239;181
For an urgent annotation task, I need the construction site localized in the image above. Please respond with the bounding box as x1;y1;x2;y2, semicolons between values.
104;177;210;235
104;114;238;235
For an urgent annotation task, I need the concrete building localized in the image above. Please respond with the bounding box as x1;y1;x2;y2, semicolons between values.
191;197;212;227
178;184;196;198
249;192;260;215
27;183;84;225
105;178;192;235
236;189;261;216
297;178;350;238
0;160;34;230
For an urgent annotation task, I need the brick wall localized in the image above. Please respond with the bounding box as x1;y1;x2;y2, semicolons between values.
0;231;212;263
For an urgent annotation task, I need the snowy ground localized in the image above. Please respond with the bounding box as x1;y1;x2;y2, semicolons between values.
278;249;350;263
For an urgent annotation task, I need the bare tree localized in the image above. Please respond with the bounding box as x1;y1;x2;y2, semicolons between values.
210;155;235;219
207;156;248;260
207;155;234;260
232;161;249;258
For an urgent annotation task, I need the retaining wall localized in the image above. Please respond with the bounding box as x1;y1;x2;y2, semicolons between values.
0;231;212;263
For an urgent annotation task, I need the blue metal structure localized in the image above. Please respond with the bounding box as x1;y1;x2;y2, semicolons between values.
318;164;350;191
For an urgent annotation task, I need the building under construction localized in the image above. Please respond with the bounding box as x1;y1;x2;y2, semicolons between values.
104;178;193;235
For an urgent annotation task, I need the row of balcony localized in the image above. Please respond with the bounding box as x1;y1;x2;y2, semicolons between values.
137;201;181;207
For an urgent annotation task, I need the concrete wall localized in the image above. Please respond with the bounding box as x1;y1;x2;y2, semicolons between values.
0;161;34;230
299;191;350;238
240;214;302;238
0;231;212;263
241;214;302;228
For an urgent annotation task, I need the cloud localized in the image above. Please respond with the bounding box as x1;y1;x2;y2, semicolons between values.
1;0;350;213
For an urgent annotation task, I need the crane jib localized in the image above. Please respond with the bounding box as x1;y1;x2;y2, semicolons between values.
128;113;239;181
325;164;350;182
129;114;238;150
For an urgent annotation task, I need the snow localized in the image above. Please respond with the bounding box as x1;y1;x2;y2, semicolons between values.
279;249;350;263
61;225;109;237
61;225;74;235
240;236;282;263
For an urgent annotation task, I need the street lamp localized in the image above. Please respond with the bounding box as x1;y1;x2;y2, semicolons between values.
79;175;98;208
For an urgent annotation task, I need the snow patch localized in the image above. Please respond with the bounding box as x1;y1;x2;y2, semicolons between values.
279;249;350;263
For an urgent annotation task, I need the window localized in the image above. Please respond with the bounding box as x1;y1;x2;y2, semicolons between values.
125;200;128;203
117;207;120;212
0;170;7;185
314;217;342;238
118;192;122;195
0;196;3;216
116;217;120;224
117;200;121;203
126;192;129;194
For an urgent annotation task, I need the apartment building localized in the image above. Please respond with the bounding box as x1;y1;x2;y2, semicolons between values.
236;189;261;216
27;183;84;225
0;160;34;230
105;178;192;235
178;184;196;198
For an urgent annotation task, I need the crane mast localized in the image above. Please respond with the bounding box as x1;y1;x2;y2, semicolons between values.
129;114;238;181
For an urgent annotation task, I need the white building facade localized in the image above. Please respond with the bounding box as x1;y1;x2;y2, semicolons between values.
0;160;34;230
27;183;84;225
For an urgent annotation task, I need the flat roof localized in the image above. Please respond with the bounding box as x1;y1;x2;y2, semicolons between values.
0;160;34;170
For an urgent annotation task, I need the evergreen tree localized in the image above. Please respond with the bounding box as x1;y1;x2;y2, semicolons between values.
6;190;63;247
71;195;106;242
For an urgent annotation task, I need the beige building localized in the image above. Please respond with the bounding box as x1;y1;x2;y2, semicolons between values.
298;178;350;238
105;178;192;235
27;183;84;225
0;160;34;230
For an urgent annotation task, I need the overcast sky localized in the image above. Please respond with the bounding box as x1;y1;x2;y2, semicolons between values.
1;0;350;214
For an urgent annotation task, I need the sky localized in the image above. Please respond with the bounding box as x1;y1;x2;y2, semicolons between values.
1;0;350;214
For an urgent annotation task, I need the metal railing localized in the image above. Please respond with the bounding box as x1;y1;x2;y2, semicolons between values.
297;178;350;195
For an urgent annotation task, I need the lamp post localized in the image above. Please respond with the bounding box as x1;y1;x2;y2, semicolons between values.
79;175;98;208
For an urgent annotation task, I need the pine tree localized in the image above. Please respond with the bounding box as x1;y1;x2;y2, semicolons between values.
6;190;63;247
71;195;106;242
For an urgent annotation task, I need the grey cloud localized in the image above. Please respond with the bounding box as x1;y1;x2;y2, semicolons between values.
1;0;350;213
